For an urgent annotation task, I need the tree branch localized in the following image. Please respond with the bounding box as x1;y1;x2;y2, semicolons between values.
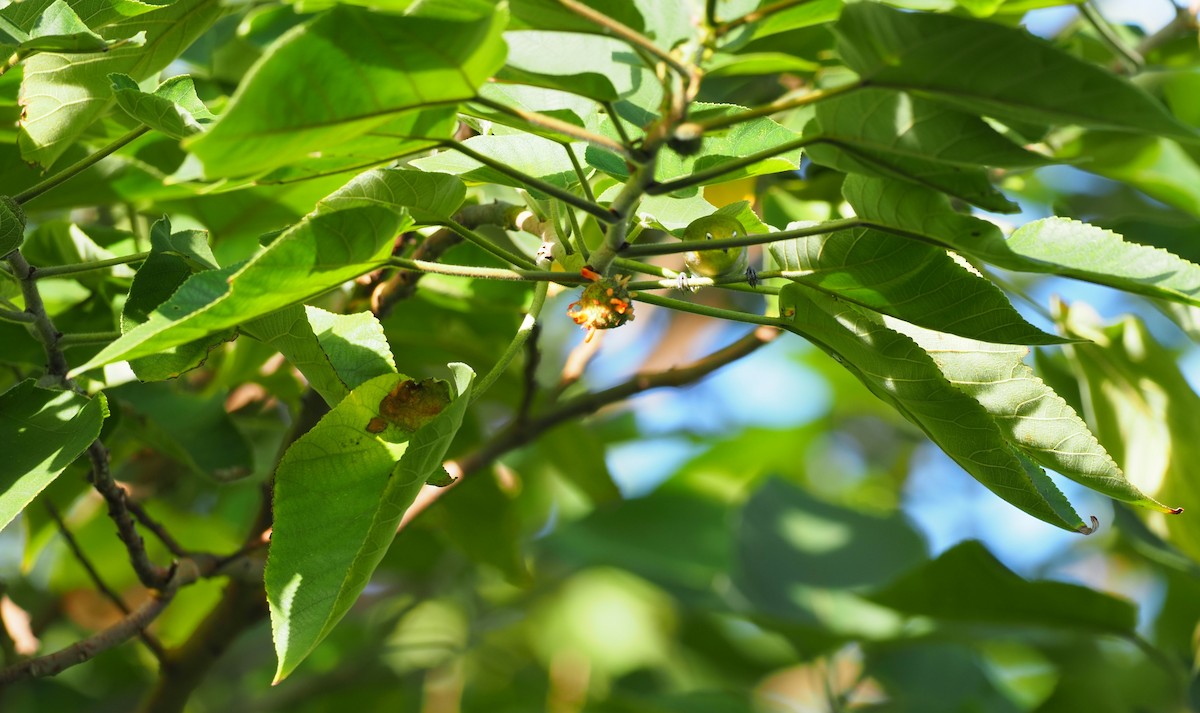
400;326;781;526
45;503;166;661
0;559;204;685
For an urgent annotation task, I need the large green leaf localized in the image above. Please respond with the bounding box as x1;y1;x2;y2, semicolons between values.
18;0;222;168
769;224;1064;345
884;318;1177;513
805;88;1048;212
778;283;1086;532
245;305;396;407
0;381;107;531
870;540;1138;634
833;3;1197;141
1056;302;1200;561
69;169;454;377
254;107;458;187
187;6;507;178
266;365;474;682
843;175;1200;308
498;31;628;102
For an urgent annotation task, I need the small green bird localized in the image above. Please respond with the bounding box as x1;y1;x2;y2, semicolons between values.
680;214;756;289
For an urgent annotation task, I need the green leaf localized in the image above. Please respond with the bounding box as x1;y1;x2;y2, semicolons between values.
245;305;396;407
112;382;253;481
413;134;586;196
870;540;1138;634
254;107;458;187
0;195;25;257
1056;302;1200;561
18;0;222;168
187;6;507;178
778;283;1086;532
498;31;627;102
884;318;1178;513
770;224;1065;345
20;0;108;54
833;3;1197;141
728;0;842;42
267;365;474;682
0;0;161;37
806;88;1048;212
122;217;228;381
109;73;215;140
844;175;1200;308
0;381;107;531
70;169;448;377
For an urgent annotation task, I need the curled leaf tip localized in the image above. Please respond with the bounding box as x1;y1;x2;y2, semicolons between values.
1168;507;1184;515
1077;515;1100;535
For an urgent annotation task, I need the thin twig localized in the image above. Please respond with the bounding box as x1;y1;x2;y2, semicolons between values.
555;0;694;80
126;500;190;559
45;503;166;661
59;332;120;348
471;252;553;403
0;308;34;323
31;252;148;279
715;0;817;37
693;81;862;132
601;101;637;149
86;442;172;590
1078;1;1143;72
400;326;781;526
440;140;617;224
0;559;204;685
15;126;150;205
646;135;812;195
471;96;632;158
620;218;856;258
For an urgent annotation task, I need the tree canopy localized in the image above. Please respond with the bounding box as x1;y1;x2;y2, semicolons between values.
2;0;1200;711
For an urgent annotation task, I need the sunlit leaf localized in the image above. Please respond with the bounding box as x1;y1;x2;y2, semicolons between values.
844;175;1200;308
187;7;507;178
109;73;215;140
806;88;1048;212
1056;301;1200;561
18;0;222;168
886;319;1178;512
245;305;396;407
267;365;473;682
834;4;1197;140
779;283;1086;532
0;381;107;530
770;224;1065;344
70;169;459;376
